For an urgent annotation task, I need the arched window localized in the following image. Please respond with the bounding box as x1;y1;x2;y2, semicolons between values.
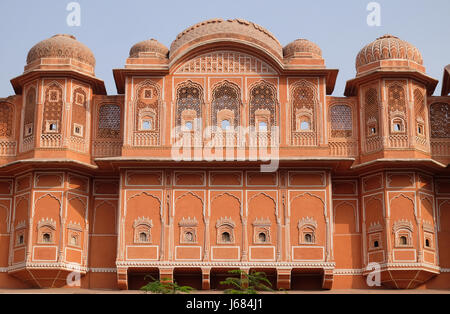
139;232;148;242
393;220;413;248
216;217;235;244
387;83;407;135
304;233;313;243
298;217;317;245
211;81;240;130
399;236;407;245
391;117;405;133
300;120;310;131
221;231;231;243
184;121;193;131
292;82;316;133
43;233;51;243
134;81;161;146
414;89;426;137
24;87;36;139
70;235;78;246
179;217;198;244
249;82;276;132
138;110;156;131
18;234;24;245
72;87;87;139
258;232;267;243
37;219;56;244
184;231;194;242
221;119;231;131
176;81;203;130
43;83;63;134
330;104;352;138
133;217;153;244
258;121;268;132
365;88;379;138
373;240;379;248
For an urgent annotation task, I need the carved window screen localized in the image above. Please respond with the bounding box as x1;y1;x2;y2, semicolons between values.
330;104;352;138
98;104;121;139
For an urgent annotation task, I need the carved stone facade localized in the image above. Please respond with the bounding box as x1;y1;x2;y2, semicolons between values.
0;20;449;291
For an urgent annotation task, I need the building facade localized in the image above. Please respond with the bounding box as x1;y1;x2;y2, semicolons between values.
0;19;449;290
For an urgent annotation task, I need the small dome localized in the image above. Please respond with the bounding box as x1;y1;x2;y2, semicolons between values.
356;34;423;73
283;39;322;58
26;34;96;68
129;39;169;59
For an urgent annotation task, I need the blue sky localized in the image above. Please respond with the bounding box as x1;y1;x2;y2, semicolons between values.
0;0;449;97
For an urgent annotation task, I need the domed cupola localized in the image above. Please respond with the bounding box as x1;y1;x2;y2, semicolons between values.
129;39;169;59
283;38;322;59
355;34;424;75
283;38;325;67
25;34;96;75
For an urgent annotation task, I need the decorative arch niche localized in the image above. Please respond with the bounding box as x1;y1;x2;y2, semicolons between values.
290;80;319;146
42;82;64;135
248;81;277;132
329;104;352;138
211;81;241;130
133;80;162;146
175;80;204;131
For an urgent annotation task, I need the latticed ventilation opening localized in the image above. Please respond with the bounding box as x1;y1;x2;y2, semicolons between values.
212;82;240;128
250;83;276;130
430;103;449;138
176;84;202;128
365;88;379;137
98;104;121;138
330;104;352;138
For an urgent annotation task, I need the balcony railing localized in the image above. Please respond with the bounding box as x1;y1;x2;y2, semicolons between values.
291;132;317;146
328;140;358;157
0;140;16;157
40;134;62;148
93;140;123;157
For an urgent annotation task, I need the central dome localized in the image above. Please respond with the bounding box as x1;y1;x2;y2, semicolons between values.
169;18;283;62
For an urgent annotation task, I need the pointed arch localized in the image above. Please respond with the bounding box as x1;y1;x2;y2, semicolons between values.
175;80;204;128
211;80;241;129
248;80;277;130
